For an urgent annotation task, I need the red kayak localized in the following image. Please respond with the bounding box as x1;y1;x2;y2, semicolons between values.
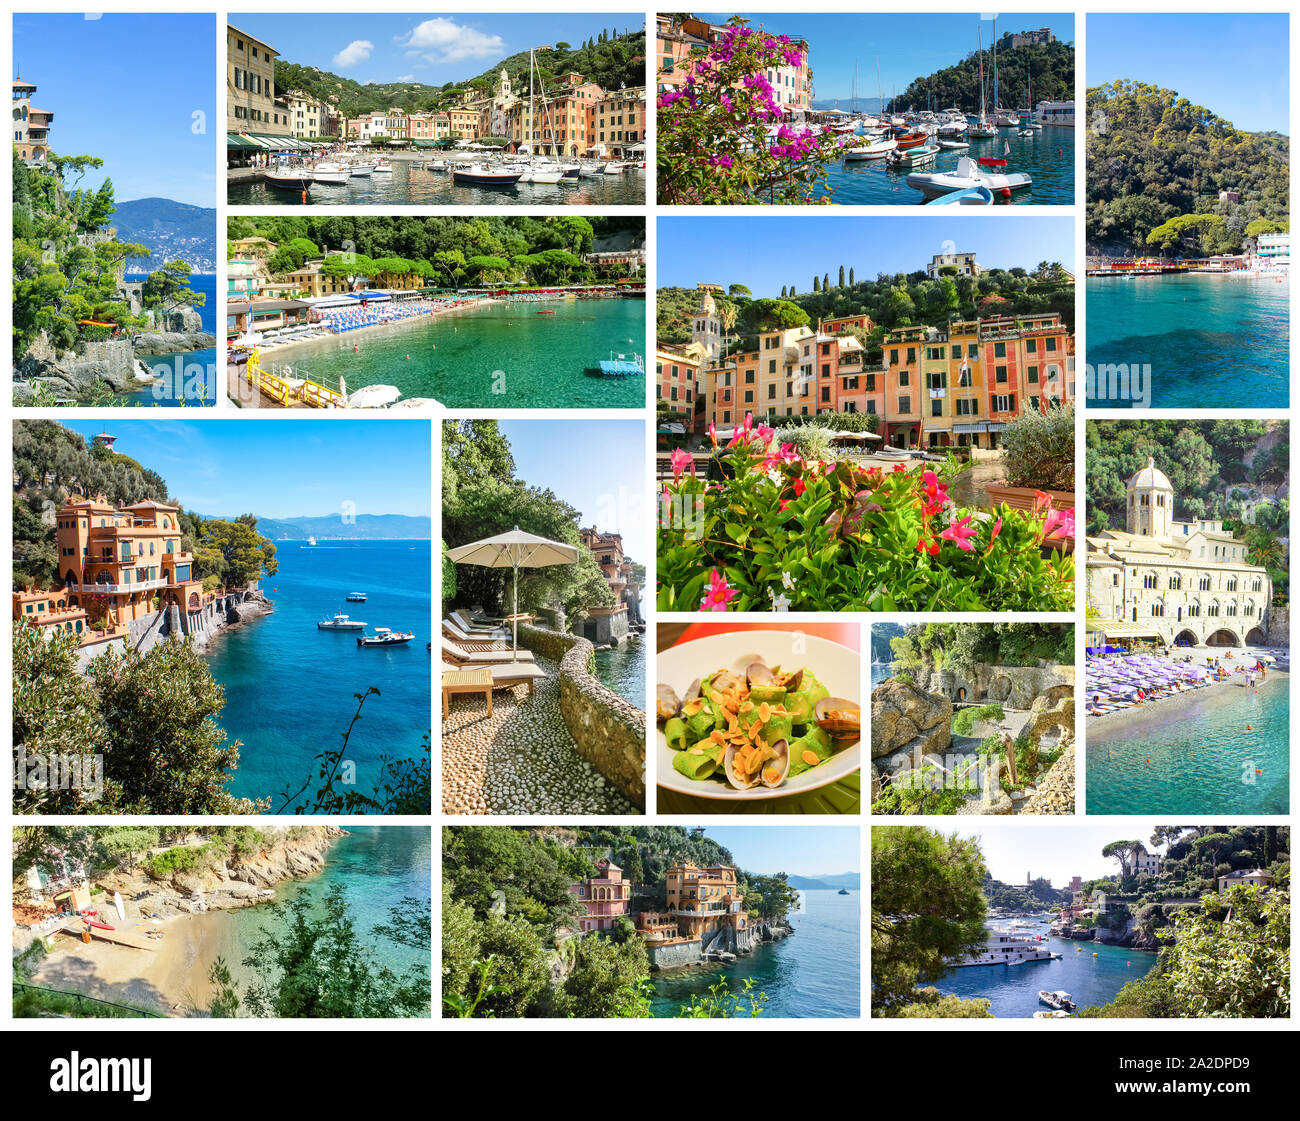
86;920;115;931
536;310;556;315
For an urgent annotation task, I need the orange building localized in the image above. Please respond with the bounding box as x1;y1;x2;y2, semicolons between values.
882;325;929;447
663;861;747;940
656;15;811;114
12;587;88;639
50;495;203;639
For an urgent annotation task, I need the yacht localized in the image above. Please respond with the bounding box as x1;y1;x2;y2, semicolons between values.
264;167;313;192
1034;100;1075;127
949;931;1059;968
345;592;367;602
451;164;524;186
357;627;415;647
318;613;367;630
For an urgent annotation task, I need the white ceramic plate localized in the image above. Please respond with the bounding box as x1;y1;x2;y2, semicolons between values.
655;631;861;801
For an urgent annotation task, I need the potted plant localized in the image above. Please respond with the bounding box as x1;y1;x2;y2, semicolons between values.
985;400;1073;516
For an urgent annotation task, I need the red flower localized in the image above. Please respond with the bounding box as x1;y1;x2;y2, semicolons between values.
792;477;806;497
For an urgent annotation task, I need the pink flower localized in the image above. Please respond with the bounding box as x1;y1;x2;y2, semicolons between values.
670;448;694;484
940;515;979;551
708;420;718;447
1042;507;1076;541
700;568;738;612
990;517;1003;543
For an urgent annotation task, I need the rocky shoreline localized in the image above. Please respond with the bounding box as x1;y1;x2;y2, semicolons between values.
94;826;343;921
189;589;274;655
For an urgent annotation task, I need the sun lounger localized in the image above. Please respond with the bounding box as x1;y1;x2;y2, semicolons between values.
441;661;548;710
450;610;509;638
441;636;536;665
442;620;513;649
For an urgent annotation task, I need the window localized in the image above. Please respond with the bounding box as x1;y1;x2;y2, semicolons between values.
931;399;943;417
898;395;910;413
995;365;1008;383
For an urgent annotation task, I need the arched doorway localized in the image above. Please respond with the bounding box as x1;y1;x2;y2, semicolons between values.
1205;628;1241;647
1173;629;1199;648
1245;626;1267;646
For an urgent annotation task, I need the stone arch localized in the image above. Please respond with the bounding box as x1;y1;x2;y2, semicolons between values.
1205;628;1241;647
1245;626;1267;646
1173;628;1199;648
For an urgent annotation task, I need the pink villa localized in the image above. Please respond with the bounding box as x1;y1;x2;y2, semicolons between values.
570;858;631;932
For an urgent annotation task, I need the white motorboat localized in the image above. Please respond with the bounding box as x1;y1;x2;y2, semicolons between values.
318;613;367;630
372;158;393;174
357;627;414;647
311;163;349;185
522;168;565;184
906;155;1032;200
937;139;970;151
1038;990;1076;1012
888;143;940;168
349;163;373;178
949;932;1059;967
843;137;897;161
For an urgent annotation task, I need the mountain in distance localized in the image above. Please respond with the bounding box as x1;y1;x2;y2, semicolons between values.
787;872;861;890
205;514;431;540
113;198;217;274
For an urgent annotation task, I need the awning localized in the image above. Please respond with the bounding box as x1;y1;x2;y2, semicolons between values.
953;422;988;434
226;133;262;150
1089;618;1163;639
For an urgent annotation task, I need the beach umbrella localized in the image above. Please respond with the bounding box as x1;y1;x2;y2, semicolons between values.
348;384;401;409
446;526;579;660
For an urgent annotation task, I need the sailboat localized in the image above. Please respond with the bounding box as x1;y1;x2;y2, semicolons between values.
842;58;897;160
969;22;998;138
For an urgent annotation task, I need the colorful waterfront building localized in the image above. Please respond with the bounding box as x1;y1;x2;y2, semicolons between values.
35;494;204;644
656;15;810;114
12;75;53;163
663;861;747;940
881;325;929;447
570;858;632;932
12;587;88;639
578;527;644;629
227;24;290;135
656;344;705;432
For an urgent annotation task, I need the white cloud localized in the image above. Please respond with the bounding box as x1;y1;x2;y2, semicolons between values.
396;74;415;82
332;40;374;69
397;18;505;64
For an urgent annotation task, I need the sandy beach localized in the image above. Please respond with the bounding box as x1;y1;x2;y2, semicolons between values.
1088;665;1288;744
24;908;249;1016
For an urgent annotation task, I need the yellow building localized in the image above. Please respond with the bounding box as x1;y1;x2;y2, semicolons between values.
228;24;290;135
664;861;747;940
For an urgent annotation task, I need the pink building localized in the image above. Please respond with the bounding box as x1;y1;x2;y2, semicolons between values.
570;858;631;932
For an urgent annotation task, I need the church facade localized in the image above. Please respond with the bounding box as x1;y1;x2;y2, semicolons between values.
1086;457;1272;647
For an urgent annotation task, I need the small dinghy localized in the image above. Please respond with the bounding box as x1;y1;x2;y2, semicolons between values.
925;185;995;206
888;143;940;168
907;155;1031;201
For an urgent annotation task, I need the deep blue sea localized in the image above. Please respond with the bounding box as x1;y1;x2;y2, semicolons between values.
934;926;1155;1017
207;539;432;810
220;827;431;1002
127;271;217;406
648;890;860;1018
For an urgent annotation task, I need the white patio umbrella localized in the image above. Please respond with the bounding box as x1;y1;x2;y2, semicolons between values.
445;526;579;660
348;383;401;409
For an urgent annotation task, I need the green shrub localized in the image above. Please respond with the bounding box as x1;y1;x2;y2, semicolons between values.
1002;403;1075;491
951;703;1005;736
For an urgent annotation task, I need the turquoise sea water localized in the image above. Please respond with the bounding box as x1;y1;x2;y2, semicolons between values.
253;298;646;409
934;926;1154;1017
810;126;1074;205
206;540;431;810
127;272;217;406
1086;677;1289;814
870;662;892;687
594;638;646;708
1086;274;1289;408
222;826;430;996
647;890;860;1018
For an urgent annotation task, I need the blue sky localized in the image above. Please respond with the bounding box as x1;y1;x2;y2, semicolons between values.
12;13;215;207
1089;14;1288;134
659;215;1075;295
951;826;1179;887
229;12;642;86
709;826;860;877
697;12;1074;103
62;420;431;522
499;420;646;568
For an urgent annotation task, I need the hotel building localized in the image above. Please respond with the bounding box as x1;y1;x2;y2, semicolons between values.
1086;457;1273;648
662;861;747;941
228;24;291;135
12;75;53;162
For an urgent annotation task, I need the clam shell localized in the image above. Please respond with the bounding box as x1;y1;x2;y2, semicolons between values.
814;697;861;737
656;683;681;722
759;739;790;788
744;658;776;687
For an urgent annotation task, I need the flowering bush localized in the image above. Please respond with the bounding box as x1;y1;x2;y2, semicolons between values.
657;18;844;204
657;416;1075;611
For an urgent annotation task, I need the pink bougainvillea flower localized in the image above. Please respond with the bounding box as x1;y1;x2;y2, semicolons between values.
700;568;739;612
940;515;979;551
670;448;694;484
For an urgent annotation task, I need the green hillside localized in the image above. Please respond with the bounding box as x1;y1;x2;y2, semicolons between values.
274;28;646;120
888;35;1074;114
1086;80;1290;254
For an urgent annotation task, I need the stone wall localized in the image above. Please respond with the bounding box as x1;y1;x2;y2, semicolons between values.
927;662;1074;710
519;624;646;807
647;939;703;971
1266;603;1289;647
